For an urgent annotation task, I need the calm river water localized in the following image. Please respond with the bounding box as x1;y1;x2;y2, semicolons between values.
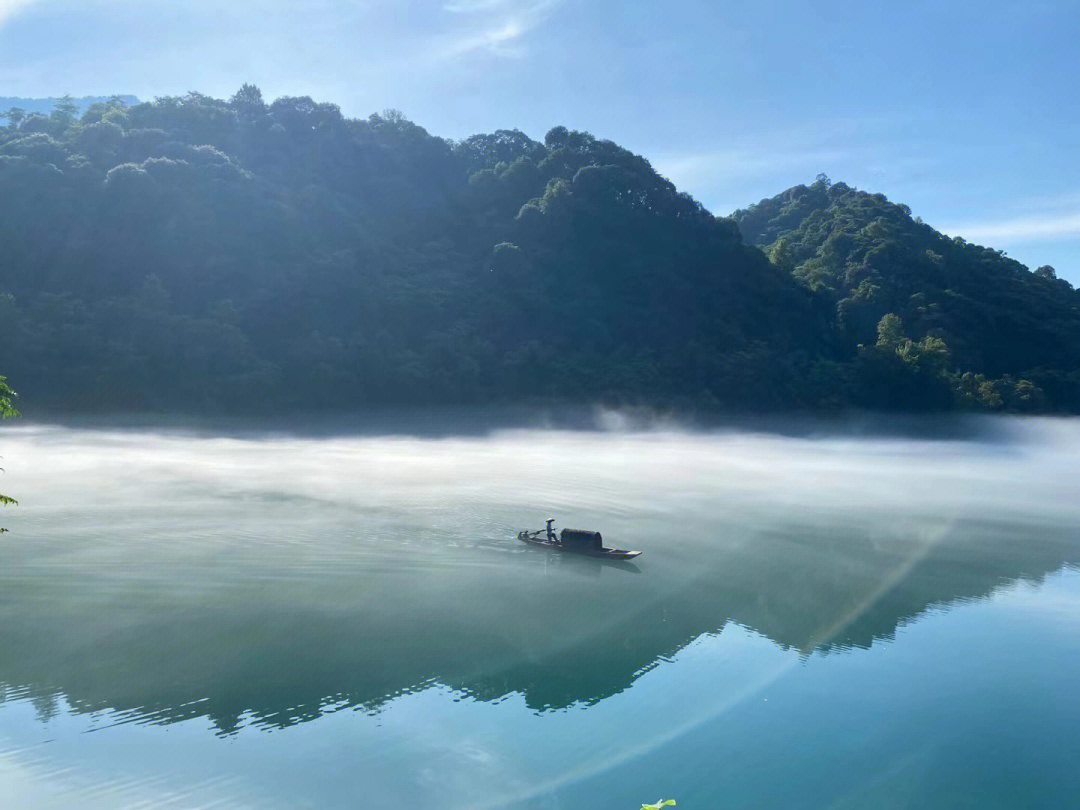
1;416;1079;809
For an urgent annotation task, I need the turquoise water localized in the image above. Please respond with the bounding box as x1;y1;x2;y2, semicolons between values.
0;418;1078;808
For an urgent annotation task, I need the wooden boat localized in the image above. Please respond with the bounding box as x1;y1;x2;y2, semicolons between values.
517;529;642;560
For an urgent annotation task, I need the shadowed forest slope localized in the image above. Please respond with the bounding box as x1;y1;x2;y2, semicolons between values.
1;91;1077;413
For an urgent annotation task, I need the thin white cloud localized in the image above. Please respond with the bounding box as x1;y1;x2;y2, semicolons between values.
437;19;527;58
943;211;1080;243
649;116;934;191
443;0;515;12
653;146;860;183
435;0;559;59
0;0;38;25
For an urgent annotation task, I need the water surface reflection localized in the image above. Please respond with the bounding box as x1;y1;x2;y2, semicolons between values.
2;418;1080;808
1;418;1077;732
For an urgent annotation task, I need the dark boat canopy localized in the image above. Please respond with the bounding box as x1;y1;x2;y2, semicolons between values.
560;529;602;551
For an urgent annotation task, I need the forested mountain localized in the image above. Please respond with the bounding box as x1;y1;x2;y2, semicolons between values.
734;178;1080;410
0;89;1077;414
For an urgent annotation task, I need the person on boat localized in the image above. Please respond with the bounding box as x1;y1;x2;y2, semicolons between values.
546;518;557;543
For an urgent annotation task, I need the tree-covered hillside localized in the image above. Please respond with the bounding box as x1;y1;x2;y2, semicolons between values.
0;88;822;413
1;90;1078;414
735;177;1080;411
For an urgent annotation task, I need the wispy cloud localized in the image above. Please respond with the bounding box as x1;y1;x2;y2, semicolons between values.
443;0;517;12
0;0;38;25
437;19;527;58
942;210;1080;243
649;114;935;194
653;145;862;183
435;0;559;60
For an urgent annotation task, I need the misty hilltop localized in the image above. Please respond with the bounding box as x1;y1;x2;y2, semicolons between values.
1;89;1078;414
0;95;140;125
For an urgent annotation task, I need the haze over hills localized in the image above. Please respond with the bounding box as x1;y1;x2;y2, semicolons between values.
0;88;1077;414
0;95;140;125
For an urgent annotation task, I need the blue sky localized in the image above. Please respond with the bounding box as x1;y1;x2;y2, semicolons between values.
2;0;1079;281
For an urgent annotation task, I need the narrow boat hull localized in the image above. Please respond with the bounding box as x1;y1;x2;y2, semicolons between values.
518;531;642;560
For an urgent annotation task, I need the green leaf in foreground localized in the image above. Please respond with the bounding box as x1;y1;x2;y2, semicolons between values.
1;375;19;529
0;376;16;419
641;800;676;810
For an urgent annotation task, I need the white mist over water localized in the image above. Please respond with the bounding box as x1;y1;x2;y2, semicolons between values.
7;413;1080;522
0;415;1079;809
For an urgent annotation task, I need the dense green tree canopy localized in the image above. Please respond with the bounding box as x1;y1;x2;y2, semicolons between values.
0;91;1077;414
734;176;1080;410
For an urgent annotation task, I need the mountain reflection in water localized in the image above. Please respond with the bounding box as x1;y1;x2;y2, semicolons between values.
0;416;1078;736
